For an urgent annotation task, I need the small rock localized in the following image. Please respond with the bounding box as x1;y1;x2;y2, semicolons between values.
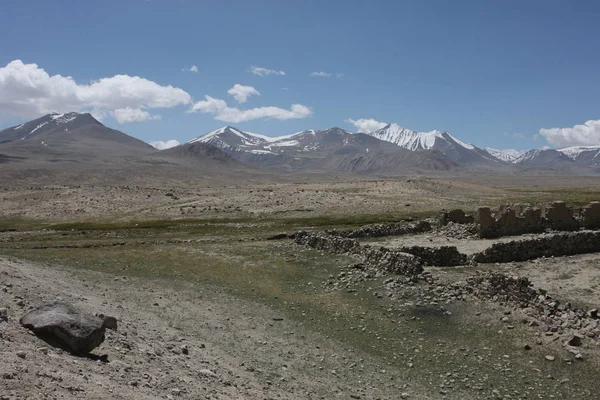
16;351;26;359
524;344;532;351
199;369;217;378
567;333;584;347
545;355;555;361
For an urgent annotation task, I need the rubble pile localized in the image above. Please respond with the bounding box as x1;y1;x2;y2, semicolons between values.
433;222;480;239
465;272;600;341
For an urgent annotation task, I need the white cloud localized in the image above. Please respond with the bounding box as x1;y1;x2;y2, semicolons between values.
0;60;191;121
189;95;312;123
503;132;526;139
150;139;180;150
112;107;161;123
336;73;345;78
182;65;198;73
227;84;260;104
310;71;332;77
345;118;387;133
251;66;286;77
539;119;600;147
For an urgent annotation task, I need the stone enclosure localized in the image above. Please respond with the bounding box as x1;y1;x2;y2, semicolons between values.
293;200;600;273
290;200;600;345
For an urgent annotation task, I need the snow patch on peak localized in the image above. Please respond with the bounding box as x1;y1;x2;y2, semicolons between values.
485;148;524;162
447;133;474;150
514;149;542;164
558;145;600;160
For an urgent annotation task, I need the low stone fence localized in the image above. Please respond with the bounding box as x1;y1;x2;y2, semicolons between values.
328;220;433;239
398;245;466;267
472;230;600;263
294;231;423;277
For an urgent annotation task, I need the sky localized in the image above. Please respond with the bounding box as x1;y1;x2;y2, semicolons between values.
1;0;599;152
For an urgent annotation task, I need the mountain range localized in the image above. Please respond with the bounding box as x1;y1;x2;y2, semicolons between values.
2;112;600;177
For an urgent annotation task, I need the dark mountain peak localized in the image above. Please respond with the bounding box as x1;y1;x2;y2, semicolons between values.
319;127;352;135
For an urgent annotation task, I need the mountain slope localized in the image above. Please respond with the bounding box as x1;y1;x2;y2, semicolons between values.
367;123;505;168
0;113;102;143
514;149;575;172
558;145;600;168
0;112;154;160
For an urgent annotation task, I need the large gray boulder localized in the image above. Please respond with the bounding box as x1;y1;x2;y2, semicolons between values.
19;302;117;354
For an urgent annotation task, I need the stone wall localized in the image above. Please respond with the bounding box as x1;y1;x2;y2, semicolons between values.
477;205;545;238
472;231;600;263
439;209;474;225
398;245;466;267
329;220;433;239
476;200;600;238
581;201;600;229
294;231;423;277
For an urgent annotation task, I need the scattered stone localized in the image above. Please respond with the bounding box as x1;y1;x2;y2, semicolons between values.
545;355;555;361
16;351;26;359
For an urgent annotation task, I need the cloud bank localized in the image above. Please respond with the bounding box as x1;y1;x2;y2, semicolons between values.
540;119;600;147
0;60;191;122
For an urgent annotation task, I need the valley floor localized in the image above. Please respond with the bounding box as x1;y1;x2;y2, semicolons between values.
1;176;600;399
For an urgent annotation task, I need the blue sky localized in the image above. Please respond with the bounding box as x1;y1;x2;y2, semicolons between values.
1;0;599;151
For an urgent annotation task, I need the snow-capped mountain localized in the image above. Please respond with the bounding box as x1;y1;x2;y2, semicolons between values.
189;126;401;157
367;123;504;167
485;148;524;162
510;145;600;173
558;145;600;162
0;112;153;159
0;112;102;144
513;149;575;172
183;126;461;173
